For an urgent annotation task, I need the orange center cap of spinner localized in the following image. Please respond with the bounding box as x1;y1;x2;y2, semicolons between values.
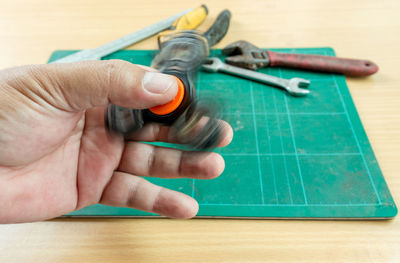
149;76;185;115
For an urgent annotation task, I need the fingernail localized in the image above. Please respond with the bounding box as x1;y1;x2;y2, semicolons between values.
143;72;178;94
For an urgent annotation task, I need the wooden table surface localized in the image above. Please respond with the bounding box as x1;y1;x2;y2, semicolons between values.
0;0;399;262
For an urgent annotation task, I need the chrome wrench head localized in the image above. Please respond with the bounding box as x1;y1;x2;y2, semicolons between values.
202;57;224;72
287;78;311;97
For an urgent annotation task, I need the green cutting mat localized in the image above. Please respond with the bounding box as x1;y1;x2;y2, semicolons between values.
48;48;397;219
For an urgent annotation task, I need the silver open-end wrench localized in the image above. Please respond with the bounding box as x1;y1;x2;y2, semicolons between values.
202;57;310;96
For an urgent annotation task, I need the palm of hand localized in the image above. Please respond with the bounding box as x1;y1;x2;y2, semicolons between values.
0;103;124;222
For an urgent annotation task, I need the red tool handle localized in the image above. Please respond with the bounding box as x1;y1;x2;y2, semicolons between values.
265;51;378;77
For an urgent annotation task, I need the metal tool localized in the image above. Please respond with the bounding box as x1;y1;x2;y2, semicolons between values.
222;40;379;77
202;57;310;96
51;7;197;63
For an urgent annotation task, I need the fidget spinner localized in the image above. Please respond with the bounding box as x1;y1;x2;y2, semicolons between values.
105;74;223;150
105;10;231;150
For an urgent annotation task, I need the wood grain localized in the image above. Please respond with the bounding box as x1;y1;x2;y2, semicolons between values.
0;0;399;262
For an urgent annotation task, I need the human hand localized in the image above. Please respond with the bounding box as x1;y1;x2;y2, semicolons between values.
0;60;232;223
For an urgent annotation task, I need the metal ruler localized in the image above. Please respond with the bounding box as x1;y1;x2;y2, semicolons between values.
51;8;193;63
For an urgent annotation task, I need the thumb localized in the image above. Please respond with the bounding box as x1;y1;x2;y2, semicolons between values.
38;59;178;111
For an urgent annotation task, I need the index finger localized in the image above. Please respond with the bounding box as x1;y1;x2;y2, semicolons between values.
126;120;233;148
